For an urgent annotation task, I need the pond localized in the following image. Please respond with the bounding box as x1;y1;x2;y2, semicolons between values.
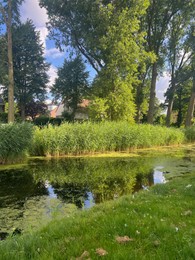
0;146;195;239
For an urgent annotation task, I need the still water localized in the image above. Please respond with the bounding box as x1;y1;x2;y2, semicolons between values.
0;147;195;238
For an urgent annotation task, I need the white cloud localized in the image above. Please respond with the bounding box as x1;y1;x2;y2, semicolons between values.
156;75;170;102
47;65;57;88
20;0;48;26
20;0;49;48
45;48;65;59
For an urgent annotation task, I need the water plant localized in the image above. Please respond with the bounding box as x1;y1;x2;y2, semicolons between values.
31;122;185;156
0;123;33;164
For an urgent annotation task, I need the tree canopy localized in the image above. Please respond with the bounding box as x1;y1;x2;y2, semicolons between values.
52;55;89;119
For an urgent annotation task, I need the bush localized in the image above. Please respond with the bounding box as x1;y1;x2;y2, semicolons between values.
184;126;195;142
31;122;185;156
0;123;33;164
0;112;8;123
33;116;64;126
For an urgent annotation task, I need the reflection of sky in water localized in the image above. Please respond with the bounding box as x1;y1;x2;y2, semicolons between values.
153;166;166;184
45;180;57;198
84;192;95;209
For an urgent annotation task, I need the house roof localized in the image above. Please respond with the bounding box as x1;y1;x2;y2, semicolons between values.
78;99;90;108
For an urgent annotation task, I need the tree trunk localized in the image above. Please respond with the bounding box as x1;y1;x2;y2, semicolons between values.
7;0;14;123
147;62;158;124
135;103;141;124
20;104;26;121
185;73;195;127
135;83;143;124
166;79;176;127
166;98;174;127
177;87;183;127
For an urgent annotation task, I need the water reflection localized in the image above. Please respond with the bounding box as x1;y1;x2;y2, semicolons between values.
0;152;194;238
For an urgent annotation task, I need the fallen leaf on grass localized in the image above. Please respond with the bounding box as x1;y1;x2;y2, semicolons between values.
153;240;161;247
76;251;90;260
96;248;108;256
116;236;134;243
183;210;192;216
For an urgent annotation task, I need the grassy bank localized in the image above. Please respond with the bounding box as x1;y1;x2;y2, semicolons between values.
0;172;194;259
0;123;33;164
31;122;185;156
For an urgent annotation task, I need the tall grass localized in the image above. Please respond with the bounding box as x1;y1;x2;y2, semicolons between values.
0;123;33;164
184;126;195;142
31;122;185;156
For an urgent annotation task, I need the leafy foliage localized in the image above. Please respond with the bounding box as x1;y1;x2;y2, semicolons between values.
24;101;48;121
52;55;89;119
40;0;153;122
11;20;49;120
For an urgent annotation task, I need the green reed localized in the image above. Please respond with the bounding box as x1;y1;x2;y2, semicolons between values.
0;123;33;164
31;122;185;156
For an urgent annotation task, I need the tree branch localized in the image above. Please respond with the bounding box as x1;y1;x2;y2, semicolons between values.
0;3;8;26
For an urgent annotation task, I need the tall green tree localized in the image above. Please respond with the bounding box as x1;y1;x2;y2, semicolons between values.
145;0;193;124
40;0;152;122
0;0;24;122
11;20;49;120
0;35;7;85
165;13;192;127
185;24;195;127
52;55;89;119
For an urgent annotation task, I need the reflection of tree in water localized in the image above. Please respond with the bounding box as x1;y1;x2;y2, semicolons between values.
0;156;155;235
30;157;154;205
0;168;49;234
134;172;154;192
51;183;89;209
0;169;48;207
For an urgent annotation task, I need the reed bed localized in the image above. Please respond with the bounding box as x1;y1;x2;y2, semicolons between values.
0;123;33;164
184;126;195;142
31;122;185;156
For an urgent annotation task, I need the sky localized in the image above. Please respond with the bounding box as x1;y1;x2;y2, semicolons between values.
20;0;170;102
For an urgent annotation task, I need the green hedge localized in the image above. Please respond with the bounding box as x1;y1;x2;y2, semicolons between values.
31;122;185;156
0;123;33;164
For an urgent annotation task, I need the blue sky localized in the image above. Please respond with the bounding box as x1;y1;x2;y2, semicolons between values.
20;0;170;102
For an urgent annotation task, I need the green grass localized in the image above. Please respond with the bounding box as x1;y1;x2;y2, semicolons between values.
0;123;33;164
31;122;185;156
0;172;194;260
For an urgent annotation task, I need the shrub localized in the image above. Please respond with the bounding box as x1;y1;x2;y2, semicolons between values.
33;116;64;126
0;123;33;164
31;122;185;156
184;126;195;142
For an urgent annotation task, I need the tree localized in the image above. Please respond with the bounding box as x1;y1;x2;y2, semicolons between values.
0;35;7;85
40;0;152;122
185;24;195;127
165;13;192;127
145;0;193;124
0;0;24;123
11;20;49;120
52;55;89;119
24;101;48;121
